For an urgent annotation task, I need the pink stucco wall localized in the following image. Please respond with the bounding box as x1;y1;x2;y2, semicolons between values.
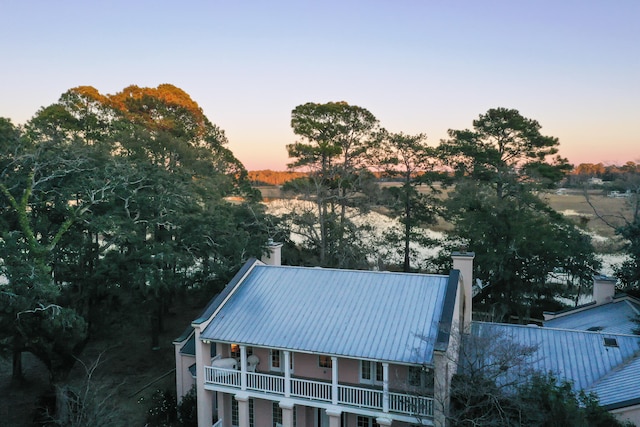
219;343;414;387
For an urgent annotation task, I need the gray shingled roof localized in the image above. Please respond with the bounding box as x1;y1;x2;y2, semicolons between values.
200;263;454;365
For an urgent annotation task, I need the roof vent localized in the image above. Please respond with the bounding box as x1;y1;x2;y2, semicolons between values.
603;337;619;347
587;326;603;332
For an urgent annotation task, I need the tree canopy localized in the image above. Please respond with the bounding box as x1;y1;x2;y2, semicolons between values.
369;130;442;271
285;101;381;268
0;85;276;388
439;108;598;320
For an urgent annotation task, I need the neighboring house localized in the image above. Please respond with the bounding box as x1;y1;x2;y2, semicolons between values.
174;244;475;427
544;275;640;335
473;322;640;425
538;275;640;424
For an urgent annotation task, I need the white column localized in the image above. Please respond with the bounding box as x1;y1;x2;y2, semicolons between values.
331;356;338;405
280;399;295;427
240;345;247;391
235;393;250;427
382;362;389;413
284;350;291;397
376;416;393;426
326;407;342;427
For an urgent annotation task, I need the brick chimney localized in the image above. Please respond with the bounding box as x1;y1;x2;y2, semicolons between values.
261;239;283;266
452;249;475;333
593;275;616;305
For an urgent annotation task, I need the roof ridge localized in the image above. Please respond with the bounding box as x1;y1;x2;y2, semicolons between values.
255;262;450;278
472;320;640;338
624;299;640;316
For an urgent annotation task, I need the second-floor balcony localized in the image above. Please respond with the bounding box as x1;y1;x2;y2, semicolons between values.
204;366;433;419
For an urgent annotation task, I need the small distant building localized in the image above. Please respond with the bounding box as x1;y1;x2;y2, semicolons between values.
589;177;604;186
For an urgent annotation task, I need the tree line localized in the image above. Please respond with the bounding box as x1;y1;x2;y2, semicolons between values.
572;161;640;178
247;170;308;186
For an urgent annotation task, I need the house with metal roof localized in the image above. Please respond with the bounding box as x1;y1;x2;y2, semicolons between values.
470;321;640;425
544;275;640;335
174;245;475;427
175;245;640;426
535;274;640;424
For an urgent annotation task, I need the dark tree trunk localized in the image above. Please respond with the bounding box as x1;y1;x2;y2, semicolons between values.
12;348;23;384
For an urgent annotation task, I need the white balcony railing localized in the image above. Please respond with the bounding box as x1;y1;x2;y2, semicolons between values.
339;383;383;410
389;391;433;417
247;371;285;394
291;377;332;402
205;366;433;418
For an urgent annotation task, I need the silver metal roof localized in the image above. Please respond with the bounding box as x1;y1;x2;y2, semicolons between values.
545;298;640;335
201;263;452;364
590;353;640;408
473;322;640;402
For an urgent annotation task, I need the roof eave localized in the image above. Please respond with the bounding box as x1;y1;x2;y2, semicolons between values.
173;325;194;344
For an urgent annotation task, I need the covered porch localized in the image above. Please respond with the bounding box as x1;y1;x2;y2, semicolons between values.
205;365;433;419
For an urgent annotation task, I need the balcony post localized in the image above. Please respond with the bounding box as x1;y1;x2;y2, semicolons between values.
280;399;295;427
331;356;338;405
284;350;291;397
240;345;247;391
383;362;389;413
327;407;342;427
235;392;250;427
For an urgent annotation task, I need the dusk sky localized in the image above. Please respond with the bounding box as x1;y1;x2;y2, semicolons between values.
1;1;638;170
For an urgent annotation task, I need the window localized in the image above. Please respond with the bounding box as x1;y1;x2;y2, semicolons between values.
272;402;282;427
357;415;379;427
232;398;254;427
604;337;619;347
271;349;281;370
408;366;434;389
270;349;294;372
232;398;238;427
230;344;252;360
318;355;332;368
231;344;240;359
360;360;383;384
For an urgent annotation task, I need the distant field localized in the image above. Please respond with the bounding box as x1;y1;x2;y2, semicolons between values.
255;185;634;247
542;190;631;241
